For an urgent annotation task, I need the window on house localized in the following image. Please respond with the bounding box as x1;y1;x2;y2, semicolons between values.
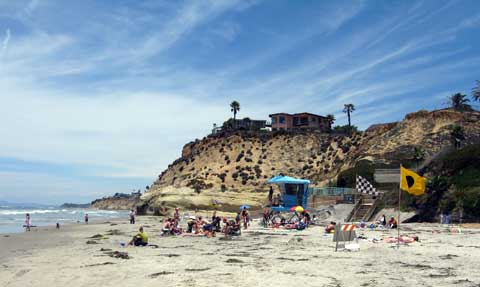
271;117;277;124
300;117;308;125
279;116;286;124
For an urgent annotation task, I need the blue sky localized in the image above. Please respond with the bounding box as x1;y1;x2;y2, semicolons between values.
0;0;479;204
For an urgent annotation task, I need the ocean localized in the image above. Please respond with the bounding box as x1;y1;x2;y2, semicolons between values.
0;206;129;233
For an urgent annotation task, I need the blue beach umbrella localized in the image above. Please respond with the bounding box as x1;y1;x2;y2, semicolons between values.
240;205;250;210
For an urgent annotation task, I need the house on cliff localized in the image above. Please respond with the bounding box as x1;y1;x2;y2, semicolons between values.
212;117;270;134
269;112;331;132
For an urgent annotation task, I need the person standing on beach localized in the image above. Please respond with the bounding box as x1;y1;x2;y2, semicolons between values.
268;186;274;206
84;213;89;224
25;213;31;231
129;210;135;224
241;207;250;229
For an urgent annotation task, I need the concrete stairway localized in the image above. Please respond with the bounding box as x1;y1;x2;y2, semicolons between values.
346;194;381;222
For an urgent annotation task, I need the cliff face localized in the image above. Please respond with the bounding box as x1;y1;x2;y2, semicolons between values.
91;193;140;210
357;109;480;163
135;109;480;214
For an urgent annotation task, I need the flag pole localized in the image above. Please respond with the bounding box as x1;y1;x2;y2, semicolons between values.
397;165;401;249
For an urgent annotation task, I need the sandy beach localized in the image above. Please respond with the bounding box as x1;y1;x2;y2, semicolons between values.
1;216;479;287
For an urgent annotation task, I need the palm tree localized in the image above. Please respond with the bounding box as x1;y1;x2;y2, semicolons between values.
343;104;355;127
450;125;465;149
230;101;240;128
326;114;335;126
473;80;480;102
449;93;472;111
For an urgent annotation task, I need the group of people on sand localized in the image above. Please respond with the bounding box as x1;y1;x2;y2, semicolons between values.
126;207;247;245
374;214;397;229
324;214;398;233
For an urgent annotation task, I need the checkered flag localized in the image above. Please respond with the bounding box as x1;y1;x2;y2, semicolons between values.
356;175;378;195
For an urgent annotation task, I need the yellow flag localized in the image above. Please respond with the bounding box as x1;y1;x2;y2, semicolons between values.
400;166;426;195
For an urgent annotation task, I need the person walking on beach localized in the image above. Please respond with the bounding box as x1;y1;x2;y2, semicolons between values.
129;210;135;224
25;213;31;231
84;213;89;224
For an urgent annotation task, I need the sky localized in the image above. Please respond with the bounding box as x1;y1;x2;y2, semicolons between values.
0;0;479;204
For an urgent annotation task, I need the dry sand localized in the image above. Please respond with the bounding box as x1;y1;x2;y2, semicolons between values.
1;216;479;287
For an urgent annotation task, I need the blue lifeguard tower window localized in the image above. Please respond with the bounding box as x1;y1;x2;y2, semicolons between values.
285;183;305;206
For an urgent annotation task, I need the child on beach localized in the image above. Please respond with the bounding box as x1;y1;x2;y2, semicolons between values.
85;214;89;224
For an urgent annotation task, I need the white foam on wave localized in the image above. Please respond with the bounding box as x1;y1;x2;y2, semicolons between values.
0;209;62;215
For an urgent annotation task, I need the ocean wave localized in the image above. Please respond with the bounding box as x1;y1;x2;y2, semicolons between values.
0;209;64;215
0;209;125;216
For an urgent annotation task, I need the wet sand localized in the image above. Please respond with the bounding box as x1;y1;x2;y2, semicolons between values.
1;216;479;287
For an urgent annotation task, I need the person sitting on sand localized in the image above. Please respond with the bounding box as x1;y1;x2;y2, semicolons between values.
325;221;336;233
388;217;398;229
222;217;239;237
302;211;311;225
212;216;222;232
193;216;207;234
162;218;173;235
186;216;195;233
377;214;386;227
202;220;216;237
211;210;217;222
129;226;148;246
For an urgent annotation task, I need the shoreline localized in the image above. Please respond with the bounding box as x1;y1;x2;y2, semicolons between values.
0;207;130;235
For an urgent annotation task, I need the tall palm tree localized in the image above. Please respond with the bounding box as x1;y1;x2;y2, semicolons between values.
343;104;355;127
449;93;472;111
473;80;480;102
230;101;240;128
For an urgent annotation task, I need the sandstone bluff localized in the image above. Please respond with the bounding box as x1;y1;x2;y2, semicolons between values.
92;109;480;215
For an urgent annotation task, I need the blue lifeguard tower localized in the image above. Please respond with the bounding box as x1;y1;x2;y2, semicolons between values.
268;175;310;212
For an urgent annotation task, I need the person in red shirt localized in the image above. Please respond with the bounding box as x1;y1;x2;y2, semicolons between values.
388;217;398;229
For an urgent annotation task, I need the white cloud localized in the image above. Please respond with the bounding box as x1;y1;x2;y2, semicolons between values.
0;82;230;178
1;28;10;58
125;0;246;62
0;0;479;204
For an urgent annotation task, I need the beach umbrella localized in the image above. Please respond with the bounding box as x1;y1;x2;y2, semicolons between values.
289;206;304;212
240;205;250;210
